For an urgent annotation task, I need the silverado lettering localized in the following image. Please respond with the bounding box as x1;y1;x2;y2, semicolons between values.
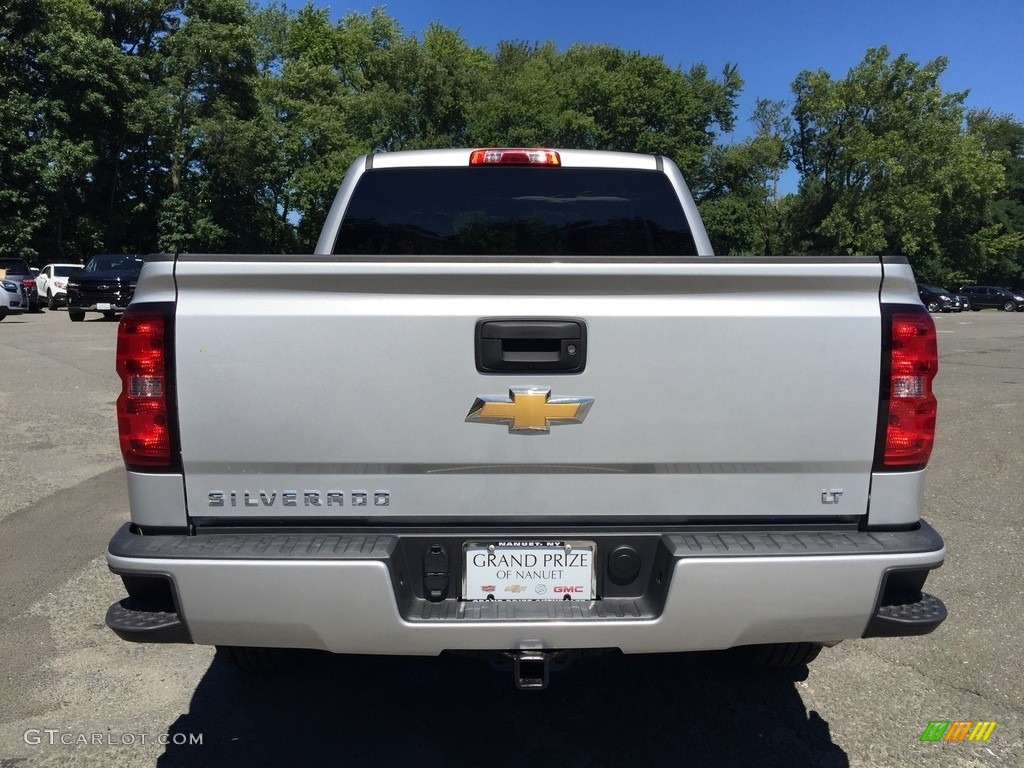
206;490;385;508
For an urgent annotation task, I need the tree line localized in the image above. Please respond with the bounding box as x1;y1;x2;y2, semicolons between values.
2;0;1022;287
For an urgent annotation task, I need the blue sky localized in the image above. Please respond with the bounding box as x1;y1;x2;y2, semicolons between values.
296;0;1023;143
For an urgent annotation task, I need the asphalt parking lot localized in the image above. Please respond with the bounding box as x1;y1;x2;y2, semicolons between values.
0;308;1021;768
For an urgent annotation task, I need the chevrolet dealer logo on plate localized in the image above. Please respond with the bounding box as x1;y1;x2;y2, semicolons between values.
465;387;594;434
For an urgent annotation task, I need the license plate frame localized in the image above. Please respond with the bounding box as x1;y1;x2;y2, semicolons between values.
463;540;596;601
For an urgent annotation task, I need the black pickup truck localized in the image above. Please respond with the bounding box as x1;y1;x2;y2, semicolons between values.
66;254;144;321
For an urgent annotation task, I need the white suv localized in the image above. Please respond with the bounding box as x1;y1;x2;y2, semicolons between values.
35;263;83;309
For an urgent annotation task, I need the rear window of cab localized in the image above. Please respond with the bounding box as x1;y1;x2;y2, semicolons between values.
333;167;697;257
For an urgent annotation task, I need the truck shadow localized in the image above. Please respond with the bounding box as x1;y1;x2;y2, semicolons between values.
157;649;847;768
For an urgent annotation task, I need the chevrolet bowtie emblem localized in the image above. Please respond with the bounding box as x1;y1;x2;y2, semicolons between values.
465;388;594;433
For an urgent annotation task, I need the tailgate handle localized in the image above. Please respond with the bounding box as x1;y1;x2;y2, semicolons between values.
476;319;587;373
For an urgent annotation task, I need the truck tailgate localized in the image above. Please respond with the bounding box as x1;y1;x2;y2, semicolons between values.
173;256;882;523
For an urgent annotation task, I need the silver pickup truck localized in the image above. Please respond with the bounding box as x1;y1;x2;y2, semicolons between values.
105;148;946;688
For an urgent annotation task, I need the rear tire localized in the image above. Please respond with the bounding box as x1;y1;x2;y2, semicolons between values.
733;642;823;668
68;309;85;322
102;310;117;319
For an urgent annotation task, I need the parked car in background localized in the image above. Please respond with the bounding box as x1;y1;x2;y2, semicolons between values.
917;284;966;313
0;275;28;320
0;257;40;312
36;263;83;309
958;285;1024;312
66;254;144;321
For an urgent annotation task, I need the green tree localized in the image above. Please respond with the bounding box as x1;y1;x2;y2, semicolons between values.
700;98;791;255
470;41;742;190
264;4;364;248
469;41;564;147
409;23;490;147
249;3;298;251
553;45;741;185
962;110;1024;283
343;12;489;153
787;47;1005;278
15;4;1021;266
342;8;421;152
156;0;279;253
23;0;114;260
3;0;148;260
1;0;180;261
0;0;47;258
84;0;181;257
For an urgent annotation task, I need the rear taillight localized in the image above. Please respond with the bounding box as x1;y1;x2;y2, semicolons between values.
877;307;938;470
116;304;178;469
469;148;561;166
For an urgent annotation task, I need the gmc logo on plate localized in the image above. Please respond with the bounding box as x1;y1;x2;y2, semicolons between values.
553;586;584;593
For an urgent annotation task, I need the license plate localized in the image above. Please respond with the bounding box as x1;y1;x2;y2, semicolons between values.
97;302;112;310
463;541;595;601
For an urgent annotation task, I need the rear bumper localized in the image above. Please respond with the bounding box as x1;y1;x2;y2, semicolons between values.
105;521;946;654
68;300;131;313
67;287;134;313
